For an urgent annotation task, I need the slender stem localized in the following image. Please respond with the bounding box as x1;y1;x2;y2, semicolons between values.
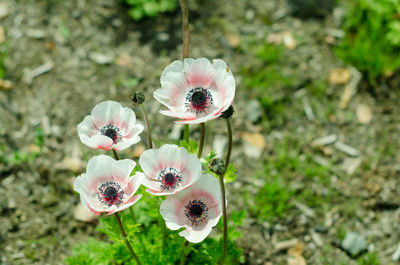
224;118;233;169
184;124;190;143
162;221;167;251
114;213;142;265
197;123;205;158
219;118;232;264
218;173;228;264
139;105;153;149
179;0;190;144
180;240;190;265
112;149;120;160
179;0;189;59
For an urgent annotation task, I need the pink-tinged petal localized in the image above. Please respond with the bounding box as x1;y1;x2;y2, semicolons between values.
124;172;144;197
106;194;142;215
193;173;221;203
179;226;213;243
74;174;88;193
91;101;123;124
86;155;115;185
113;132;142;151
159;110;195;120
159;60;189;108
111;159;136;184
180;153;202;187
79;134;114;150
159;144;189;169
116;107;137;134
139;149;161;177
113;124;144;151
175;114;218;125
160;197;186;229
77;115;103;138
186;58;214;88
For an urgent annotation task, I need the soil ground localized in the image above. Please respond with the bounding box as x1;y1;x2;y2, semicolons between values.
1;0;400;264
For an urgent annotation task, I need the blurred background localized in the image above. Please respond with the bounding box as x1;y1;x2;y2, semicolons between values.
1;0;400;264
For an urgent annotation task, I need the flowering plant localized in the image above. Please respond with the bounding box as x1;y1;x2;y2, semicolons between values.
67;0;244;264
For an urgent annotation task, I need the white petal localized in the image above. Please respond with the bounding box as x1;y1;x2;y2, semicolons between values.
79;134;114;151
113;126;143;151
86;155;115;185
117;107;137;134
179;225;213;243
77;115;103;138
107;194;142;215
159;110;195;120
180;153;202;187
111;159;136;184
159;144;189;169
139;149;161;177
124;172;144;197
91;101;123;124
186;58;214;88
194;173;221;202
160;197;186;229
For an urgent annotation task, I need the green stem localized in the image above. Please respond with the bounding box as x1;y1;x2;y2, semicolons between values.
224;118;232;169
112;149;120;160
197;123;205;158
219;118;232;264
184;124;190;143
180;240;190;265
218;173;228;264
162;221;167;252
179;0;189;59
114;213;142;265
139;104;153;149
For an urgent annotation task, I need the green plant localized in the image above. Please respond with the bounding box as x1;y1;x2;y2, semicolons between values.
336;0;400;83
251;176;293;221
357;252;380;265
66;190;245;265
120;0;177;21
0;36;8;79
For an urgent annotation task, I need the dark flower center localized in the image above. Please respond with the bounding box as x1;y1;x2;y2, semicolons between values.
185;87;213;114
104;186;118;200
164;173;175;185
191;90;207;107
184;199;209;225
189;204;203;217
158;167;182;190
97;181;124;207
104;128;117;141
100;124;121;144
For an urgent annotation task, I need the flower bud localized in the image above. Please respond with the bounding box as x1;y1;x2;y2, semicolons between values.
209;158;225;175
131;90;145;105
221;105;234;119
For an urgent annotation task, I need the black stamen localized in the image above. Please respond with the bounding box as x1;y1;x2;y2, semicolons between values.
104;128;117;140
104;186;118;200
191;90;207;107
164;173;175;184
189;204;203;217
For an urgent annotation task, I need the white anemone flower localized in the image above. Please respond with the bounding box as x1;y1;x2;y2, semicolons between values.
154;58;235;124
77;100;144;151
139;144;202;195
74;155;144;215
160;173;223;243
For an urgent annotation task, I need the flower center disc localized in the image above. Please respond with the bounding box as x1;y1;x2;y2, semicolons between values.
189;204;203;217
104;128;118;141
104;186;118;200
164;173;176;185
191;90;207;108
